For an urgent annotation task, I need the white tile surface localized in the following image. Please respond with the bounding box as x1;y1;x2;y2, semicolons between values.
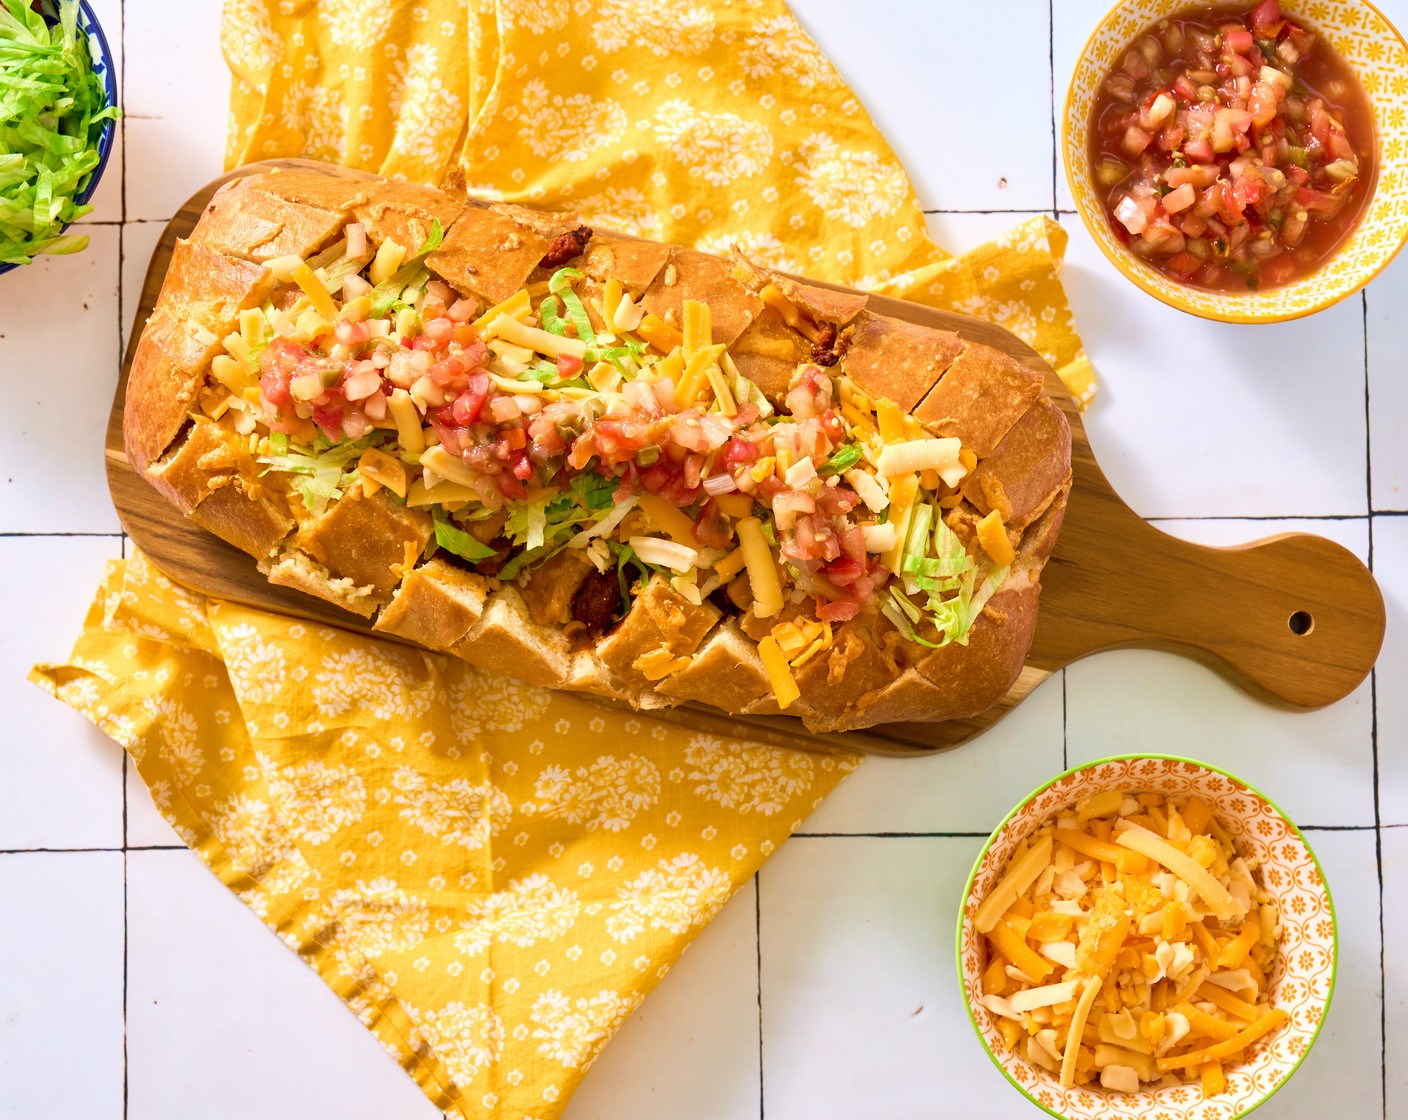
793;0;1055;212
0;851;124;1120
1374;514;1408;825
1254;830;1383;1120
798;672;1063;836
1368;248;1408;512
0;224;123;533
2;535;125;850
1064;218;1369;520
1385;827;1408;1120
121;220;167;356
564;880;761;1120
127;848;440;1120
122;0;227;222
1;3;1401;1120
758;836;1033;1119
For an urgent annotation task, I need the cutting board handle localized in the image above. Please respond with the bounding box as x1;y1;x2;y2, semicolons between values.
1034;484;1384;708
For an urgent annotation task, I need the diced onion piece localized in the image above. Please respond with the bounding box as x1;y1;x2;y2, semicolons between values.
484;313;587;359
702;473;738;496
861;522;897;553
1008;978;1081;1013
1059;978;1103;1087
876;437;963;477
387;389;425;454
628;535;699;573
757;635;800;710
736;516;783;618
974;832;1054;934
845;469;889;513
1115;195;1148;236
1116;825;1244;922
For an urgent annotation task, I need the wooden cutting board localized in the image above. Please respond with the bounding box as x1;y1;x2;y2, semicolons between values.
105;160;1387;756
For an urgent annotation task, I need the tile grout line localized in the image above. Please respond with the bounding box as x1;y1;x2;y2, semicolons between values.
1363;286;1387;1120
1048;0;1058;219
755;873;765;1120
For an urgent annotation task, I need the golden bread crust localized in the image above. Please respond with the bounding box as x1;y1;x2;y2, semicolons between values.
124;162;1072;733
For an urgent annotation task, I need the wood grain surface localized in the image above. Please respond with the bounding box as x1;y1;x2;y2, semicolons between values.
106;160;1387;756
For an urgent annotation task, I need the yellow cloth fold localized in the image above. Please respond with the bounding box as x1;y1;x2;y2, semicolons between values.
34;3;1096;1116
221;0;1094;402
34;552;860;1116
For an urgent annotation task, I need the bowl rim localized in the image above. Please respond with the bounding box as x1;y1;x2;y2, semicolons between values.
954;751;1339;1120
1060;0;1408;323
0;0;119;277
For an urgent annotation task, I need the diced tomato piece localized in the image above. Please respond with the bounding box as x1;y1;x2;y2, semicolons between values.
815;599;860;623
692;498;732;550
1224;27;1255;54
1250;0;1283;38
1166;250;1202;277
557;353;584;378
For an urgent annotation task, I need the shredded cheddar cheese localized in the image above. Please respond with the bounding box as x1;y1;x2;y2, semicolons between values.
975;790;1283;1097
756;635;800;710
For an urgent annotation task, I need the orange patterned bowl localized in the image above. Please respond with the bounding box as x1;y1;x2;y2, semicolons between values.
1063;0;1408;321
956;754;1336;1120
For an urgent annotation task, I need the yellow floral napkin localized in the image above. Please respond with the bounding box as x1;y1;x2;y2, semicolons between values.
35;552;857;1115
34;2;1096;1117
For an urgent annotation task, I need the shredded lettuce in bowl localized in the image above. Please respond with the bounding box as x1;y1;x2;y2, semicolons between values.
0;0;119;266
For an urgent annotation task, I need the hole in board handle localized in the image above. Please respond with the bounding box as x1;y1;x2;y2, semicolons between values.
1288;610;1314;636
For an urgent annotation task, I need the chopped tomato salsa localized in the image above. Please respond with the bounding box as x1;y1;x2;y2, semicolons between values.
1089;1;1376;291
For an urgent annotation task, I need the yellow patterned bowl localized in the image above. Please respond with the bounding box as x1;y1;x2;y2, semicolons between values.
956;755;1336;1120
1063;0;1408;322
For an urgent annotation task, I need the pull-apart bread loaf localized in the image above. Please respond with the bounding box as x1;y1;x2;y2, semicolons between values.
125;163;1072;732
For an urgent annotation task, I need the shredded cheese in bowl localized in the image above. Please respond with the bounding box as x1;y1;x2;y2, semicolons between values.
957;756;1335;1120
976;788;1284;1096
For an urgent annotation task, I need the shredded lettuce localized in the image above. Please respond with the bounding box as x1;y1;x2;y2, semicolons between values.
880;497;1007;648
432;511;497;563
548;266;596;347
818;444;863;477
258;434;383;514
496;473;622;580
611;540;673;605
539;294;565;336
369;219;445;317
0;0;120;265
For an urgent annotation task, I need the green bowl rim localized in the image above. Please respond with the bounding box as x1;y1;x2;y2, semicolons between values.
953;752;1339;1120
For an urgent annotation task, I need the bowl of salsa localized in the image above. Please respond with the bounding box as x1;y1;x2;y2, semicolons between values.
1064;0;1408;321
